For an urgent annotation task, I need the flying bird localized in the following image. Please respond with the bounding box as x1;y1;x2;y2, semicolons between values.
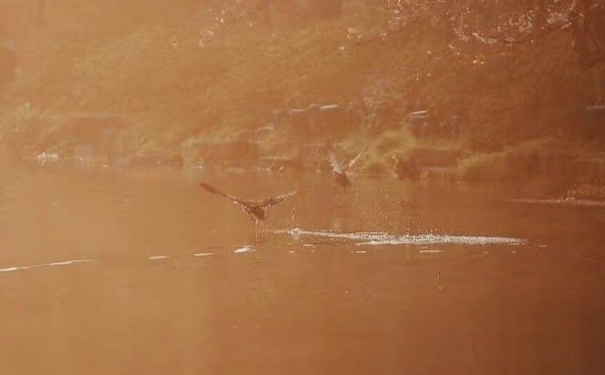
327;144;370;190
199;182;296;223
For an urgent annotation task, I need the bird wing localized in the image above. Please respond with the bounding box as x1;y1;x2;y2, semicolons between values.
328;149;344;174
260;191;297;208
200;182;249;205
344;144;370;172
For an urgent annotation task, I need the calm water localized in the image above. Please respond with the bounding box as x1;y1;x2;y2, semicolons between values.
1;164;604;375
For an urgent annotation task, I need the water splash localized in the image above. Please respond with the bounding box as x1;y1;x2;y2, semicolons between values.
512;198;605;207
234;245;256;254
279;228;524;246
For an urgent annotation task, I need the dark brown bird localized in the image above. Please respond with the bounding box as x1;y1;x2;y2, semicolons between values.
199;182;296;223
327;144;370;190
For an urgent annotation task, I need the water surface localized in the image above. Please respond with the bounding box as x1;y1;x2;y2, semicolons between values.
1;165;604;374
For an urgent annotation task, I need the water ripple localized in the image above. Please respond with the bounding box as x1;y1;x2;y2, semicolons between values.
0;259;92;273
512;198;605;207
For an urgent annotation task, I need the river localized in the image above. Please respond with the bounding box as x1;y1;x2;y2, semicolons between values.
1;164;604;374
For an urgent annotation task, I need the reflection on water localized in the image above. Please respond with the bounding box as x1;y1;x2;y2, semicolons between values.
1;165;605;374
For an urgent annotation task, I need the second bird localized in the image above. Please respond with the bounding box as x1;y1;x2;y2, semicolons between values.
327;144;370;190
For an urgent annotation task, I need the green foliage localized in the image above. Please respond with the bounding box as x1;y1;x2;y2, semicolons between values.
0;103;55;156
0;0;603;161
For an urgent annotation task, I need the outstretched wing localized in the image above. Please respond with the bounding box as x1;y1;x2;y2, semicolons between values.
260;191;297;209
200;182;248;205
328;149;344;174
344;144;370;172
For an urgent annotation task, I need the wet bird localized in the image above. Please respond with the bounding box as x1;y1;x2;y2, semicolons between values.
327;144;370;190
199;182;296;223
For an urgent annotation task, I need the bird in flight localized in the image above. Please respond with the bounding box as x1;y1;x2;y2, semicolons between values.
327;144;370;190
199;182;296;223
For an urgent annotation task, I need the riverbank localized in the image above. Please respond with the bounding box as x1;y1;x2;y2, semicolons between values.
5;123;605;202
1;1;604;199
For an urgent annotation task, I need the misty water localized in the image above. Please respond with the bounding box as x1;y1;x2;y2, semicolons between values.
1;164;604;374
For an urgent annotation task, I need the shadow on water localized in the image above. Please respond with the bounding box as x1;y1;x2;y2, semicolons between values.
1;164;605;374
